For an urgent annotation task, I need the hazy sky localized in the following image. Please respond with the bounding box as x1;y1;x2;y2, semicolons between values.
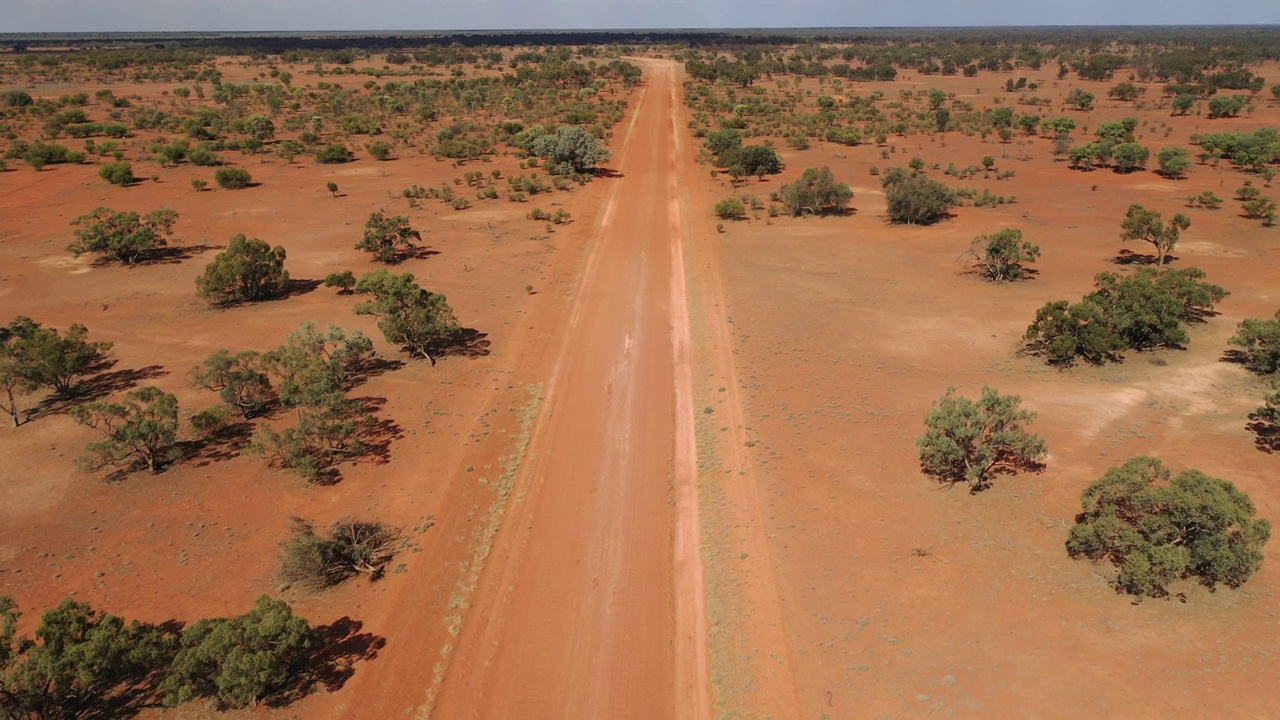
3;0;1278;33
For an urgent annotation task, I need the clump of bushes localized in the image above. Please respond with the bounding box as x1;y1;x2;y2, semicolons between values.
1023;266;1227;365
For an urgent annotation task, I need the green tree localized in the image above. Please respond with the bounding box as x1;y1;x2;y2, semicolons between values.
190;350;273;419
366;140;392;160
1111;142;1150;172
1040;116;1076;137
249;393;374;480
1023;267;1226;365
196;234;290;306
213;167;252;189
1250;375;1280;451
883;171;955;224
1208;94;1248;118
1172;93;1196;116
324;270;357;294
1094;117;1138;144
68;206;178;264
966;228;1040;282
1067;456;1271;598
4;316;112;397
530;126;611;174
158;596;322;709
726;145;782;179
1229;309;1280;375
326;181;339;197
778;167;853;216
704;129;743;160
1107;82;1144;101
1155;146;1192;178
98;161;134;186
70;386;179;474
262;322;375;408
354;269;461;363
0;333;37;427
1065;88;1095;111
356;212;419;264
0;597;175;717
1242;196;1277;221
1023;298;1125;365
916;386;1047;492
1120;203;1189;265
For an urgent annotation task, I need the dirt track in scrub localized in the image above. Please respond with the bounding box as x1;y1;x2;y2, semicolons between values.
428;59;715;720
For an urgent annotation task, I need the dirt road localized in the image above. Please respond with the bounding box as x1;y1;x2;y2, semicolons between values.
430;60;713;720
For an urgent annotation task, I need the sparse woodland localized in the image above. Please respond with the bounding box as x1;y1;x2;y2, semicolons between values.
2;27;1280;713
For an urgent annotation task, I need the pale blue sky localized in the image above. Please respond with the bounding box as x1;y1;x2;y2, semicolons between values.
2;0;1278;33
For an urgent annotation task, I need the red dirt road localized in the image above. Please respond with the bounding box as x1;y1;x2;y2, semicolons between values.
431;61;712;720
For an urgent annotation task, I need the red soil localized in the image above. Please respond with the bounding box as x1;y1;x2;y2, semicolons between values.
4;53;1280;720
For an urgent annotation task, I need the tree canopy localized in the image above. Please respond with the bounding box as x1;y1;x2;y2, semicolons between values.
196;234;290;305
70;386;179;475
3;316;112;397
530;125;611;174
916;386;1047;492
966;228;1040;282
67;207;178;264
1120;203;1190;266
354;270;462;363
1067;456;1271;598
777;166;853;216
1229;309;1280;376
883;170;955;224
1024;267;1227;365
356;212;419;264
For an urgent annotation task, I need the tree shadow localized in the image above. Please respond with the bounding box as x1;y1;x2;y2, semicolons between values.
145;243;221;265
593;167;625;179
401;245;441;261
27;363;169;420
288;617;386;700
87;244;220;268
1219;349;1252;367
440;327;491;360
278;278;324;300
179;421;254;468
349;396;403;466
926;457;1046;495
1111;248;1178;266
350;357;405;388
1246;419;1280;453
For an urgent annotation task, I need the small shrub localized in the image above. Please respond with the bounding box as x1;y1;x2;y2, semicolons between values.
714;197;747;220
213;167;252;190
98;161;134;186
314;143;352;164
324;270;357;295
